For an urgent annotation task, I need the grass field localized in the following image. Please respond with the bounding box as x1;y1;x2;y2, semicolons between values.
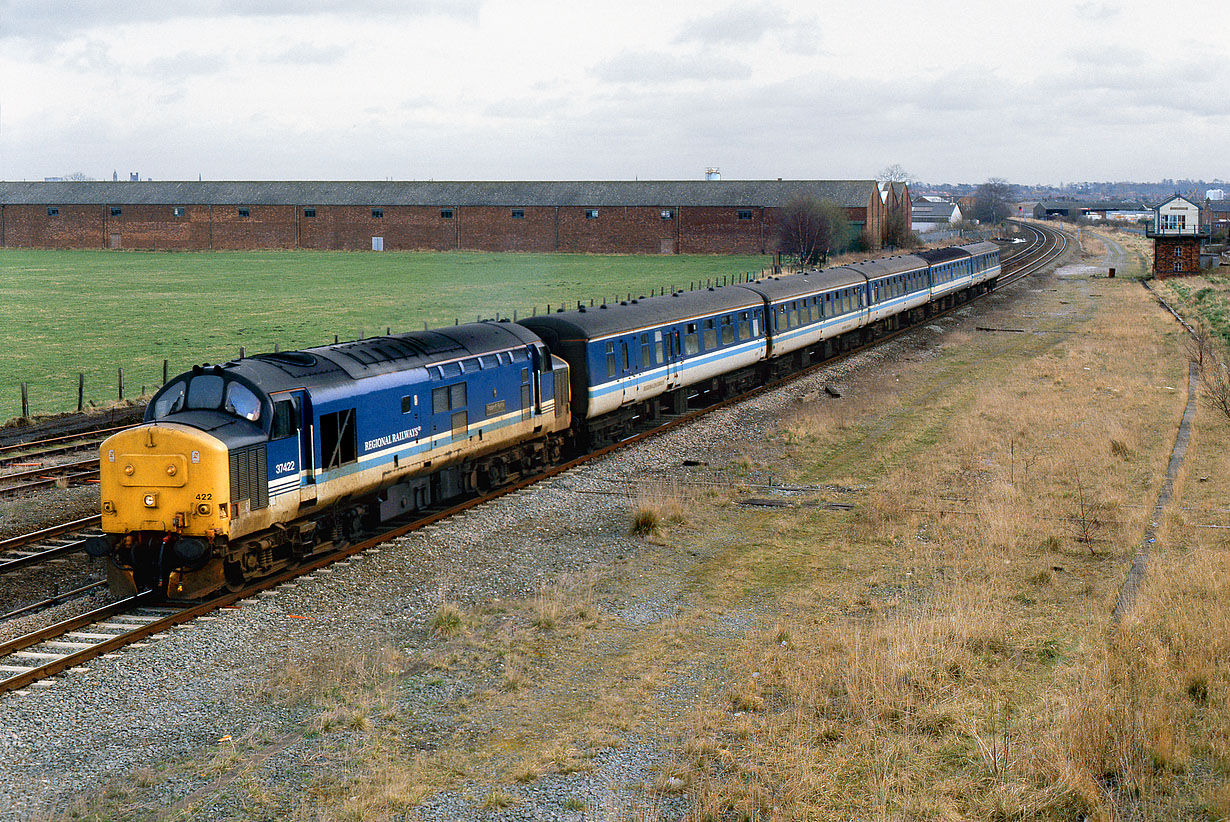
0;249;769;423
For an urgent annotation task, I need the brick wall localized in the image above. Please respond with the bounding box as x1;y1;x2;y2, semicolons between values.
1;201;857;254
1154;237;1203;277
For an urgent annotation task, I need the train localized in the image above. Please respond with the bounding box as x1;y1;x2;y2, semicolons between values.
85;241;1001;599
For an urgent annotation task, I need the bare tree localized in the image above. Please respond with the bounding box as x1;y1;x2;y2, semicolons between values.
776;196;850;269
1198;346;1230;421
972;177;1015;225
61;171;95;181
876;164;913;184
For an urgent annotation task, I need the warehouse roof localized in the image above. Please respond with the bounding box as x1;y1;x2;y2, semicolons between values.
0;180;879;208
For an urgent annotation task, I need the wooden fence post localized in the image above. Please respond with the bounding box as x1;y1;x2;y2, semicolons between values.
163;360;168;384
118;368;124;400
78;373;85;412
239;346;246;358
21;383;29;418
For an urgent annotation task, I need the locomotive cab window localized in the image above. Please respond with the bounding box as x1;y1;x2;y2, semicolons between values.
153;380;187;417
271;398;299;439
224;383;262;422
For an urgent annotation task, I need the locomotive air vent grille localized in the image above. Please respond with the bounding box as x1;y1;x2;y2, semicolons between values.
229;445;269;511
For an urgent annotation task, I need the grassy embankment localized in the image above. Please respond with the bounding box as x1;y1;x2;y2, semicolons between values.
0;249;768;423
48;227;1230;820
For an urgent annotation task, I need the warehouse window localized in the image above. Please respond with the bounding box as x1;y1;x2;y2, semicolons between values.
47;207;59;217
110;207;122;217
660;209;674;220
440;209;453;219
737;209;753;221
238;207;250;217
511;209;525;219
173;206;186;217
586;209;599;219
372;208;383;218
303;208;316;218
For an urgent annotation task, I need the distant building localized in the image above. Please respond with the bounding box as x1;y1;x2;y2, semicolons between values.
1147;194;1208;277
1207;189;1225;201
910;199;962;231
1203;198;1230;235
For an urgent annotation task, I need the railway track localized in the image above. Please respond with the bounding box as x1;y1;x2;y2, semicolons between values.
0;515;105;576
0;457;101;498
0;225;1069;696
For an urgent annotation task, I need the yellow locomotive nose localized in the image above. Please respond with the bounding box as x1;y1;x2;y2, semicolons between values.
99;423;231;538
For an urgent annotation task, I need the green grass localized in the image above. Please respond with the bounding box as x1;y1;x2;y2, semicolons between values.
0;248;768;422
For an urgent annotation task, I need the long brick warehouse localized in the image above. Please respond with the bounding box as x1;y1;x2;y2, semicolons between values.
0;180;911;254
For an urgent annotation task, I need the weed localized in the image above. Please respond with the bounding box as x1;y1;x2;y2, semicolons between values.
430;602;465;638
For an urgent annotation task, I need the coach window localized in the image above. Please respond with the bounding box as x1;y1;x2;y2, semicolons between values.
721;317;735;345
738;312;750;340
684;324;699;356
751;314;760;336
605;341;617;378
432;387;449;415
272;398;299;438
654;331;664;364
621;342;630;371
642;333;653;366
703;319;717;350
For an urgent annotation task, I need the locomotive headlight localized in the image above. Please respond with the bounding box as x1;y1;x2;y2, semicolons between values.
144;493;158;508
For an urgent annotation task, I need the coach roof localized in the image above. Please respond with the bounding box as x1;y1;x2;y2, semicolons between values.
518;286;761;341
0;180;879;209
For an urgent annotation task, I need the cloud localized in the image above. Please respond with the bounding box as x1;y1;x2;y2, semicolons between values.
267;43;348;66
673;6;789;45
0;0;481;42
590;49;749;85
1074;1;1121;20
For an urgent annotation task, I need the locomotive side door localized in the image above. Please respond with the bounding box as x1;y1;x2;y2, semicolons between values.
267;389;314;506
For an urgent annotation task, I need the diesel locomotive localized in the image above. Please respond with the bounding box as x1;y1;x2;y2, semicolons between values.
88;241;1000;599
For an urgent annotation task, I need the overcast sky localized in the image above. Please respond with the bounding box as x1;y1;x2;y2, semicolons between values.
1;0;1225;186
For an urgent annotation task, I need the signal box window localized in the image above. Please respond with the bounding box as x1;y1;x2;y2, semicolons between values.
320;409;357;469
